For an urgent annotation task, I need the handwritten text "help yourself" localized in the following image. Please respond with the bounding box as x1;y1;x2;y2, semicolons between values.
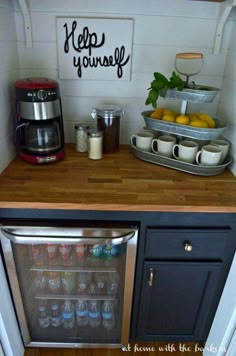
63;21;130;78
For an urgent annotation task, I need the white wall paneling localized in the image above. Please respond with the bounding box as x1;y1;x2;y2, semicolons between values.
13;0;221;19
0;0;19;173
217;15;236;175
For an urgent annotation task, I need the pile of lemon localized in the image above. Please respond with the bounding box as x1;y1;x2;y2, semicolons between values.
149;108;216;128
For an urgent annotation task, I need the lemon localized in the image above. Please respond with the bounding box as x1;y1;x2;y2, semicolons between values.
189;119;209;128
195;113;216;128
188;113;200;121
164;109;178;117
175;115;190;125
162;114;176;122
150;107;165;120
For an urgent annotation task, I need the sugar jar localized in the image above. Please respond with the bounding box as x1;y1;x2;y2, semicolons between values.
91;105;123;153
88;129;103;160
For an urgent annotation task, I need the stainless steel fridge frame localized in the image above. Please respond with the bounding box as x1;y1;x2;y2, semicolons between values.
0;225;139;348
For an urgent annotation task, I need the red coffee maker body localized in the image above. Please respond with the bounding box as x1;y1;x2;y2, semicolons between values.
14;77;65;164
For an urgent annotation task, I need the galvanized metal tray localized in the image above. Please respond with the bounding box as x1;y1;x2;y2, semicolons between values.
142;111;227;140
166;85;220;103
130;141;232;176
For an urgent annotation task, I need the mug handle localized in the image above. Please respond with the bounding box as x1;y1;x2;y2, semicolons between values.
172;144;179;160
196;150;202;165
151;139;159;153
130;135;137;147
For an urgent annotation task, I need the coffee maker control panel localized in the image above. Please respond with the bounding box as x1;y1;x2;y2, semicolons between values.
37;89;47;101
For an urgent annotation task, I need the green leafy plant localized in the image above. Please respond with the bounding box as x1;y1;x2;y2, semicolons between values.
145;71;185;108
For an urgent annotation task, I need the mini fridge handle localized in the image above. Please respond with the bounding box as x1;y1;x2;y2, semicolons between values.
0;226;136;245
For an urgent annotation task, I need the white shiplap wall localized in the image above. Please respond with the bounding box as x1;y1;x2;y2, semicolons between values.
0;0;19;173
218;13;236;175
13;1;233;147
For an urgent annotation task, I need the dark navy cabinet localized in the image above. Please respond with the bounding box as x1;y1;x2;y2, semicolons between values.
136;261;222;341
132;224;236;342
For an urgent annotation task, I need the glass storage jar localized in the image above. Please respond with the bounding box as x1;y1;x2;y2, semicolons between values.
91;105;123;153
88;129;103;160
74;124;90;152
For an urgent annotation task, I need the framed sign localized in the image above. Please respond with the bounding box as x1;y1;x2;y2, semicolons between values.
56;17;134;80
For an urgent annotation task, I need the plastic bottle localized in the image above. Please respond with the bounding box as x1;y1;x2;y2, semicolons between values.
50;301;62;327
87;282;97;295
75;299;89;327
94;272;107;295
61;271;75;294
107;272;120;296
47;271;61;293
77;272;92;294
88;300;101;327
61;300;75;329
38;301;50;328
33;271;47;292
45;244;58;266
102;301;115;330
30;244;44;266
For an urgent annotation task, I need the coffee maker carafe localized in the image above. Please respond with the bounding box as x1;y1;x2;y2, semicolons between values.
14;78;65;164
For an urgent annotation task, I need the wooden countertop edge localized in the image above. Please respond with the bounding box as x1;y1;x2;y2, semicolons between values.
0;201;236;213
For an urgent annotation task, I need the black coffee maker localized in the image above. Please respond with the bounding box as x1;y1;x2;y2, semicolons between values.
14;77;65;164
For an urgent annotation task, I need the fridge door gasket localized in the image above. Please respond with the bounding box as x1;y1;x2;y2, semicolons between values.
0;226;138;349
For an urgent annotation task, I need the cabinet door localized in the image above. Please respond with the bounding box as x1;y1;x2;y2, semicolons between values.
136;261;222;341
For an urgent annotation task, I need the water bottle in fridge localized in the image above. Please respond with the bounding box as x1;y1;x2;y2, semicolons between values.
50;301;62;327
102;301;115;330
38;300;50;328
88;300;101;327
61;300;75;329
75;299;89;327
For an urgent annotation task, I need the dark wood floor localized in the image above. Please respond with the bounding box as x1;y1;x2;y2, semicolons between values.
24;343;204;355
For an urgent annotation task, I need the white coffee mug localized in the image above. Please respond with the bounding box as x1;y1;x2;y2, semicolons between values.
196;144;222;166
210;139;230;164
172;141;199;164
131;132;154;151
151;135;176;157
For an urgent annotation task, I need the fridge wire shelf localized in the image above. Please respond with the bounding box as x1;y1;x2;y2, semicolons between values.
30;266;117;273
34;293;117;301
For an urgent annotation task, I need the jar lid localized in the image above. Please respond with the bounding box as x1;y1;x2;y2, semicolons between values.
91;105;123;119
74;123;90;130
88;129;103;138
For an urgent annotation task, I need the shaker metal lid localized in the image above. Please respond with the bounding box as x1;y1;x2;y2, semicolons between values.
91;104;123;119
88;129;103;137
74;123;90;130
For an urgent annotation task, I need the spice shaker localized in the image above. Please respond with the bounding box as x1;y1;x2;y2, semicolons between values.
74;124;90;152
88;129;103;160
91;105;123;153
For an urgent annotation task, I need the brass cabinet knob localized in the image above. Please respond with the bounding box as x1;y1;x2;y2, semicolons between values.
148;268;154;287
184;242;193;252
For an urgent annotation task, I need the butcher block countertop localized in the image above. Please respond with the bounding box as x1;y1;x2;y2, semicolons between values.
0;144;236;212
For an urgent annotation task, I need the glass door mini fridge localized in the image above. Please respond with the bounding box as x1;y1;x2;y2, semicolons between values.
0;224;138;348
